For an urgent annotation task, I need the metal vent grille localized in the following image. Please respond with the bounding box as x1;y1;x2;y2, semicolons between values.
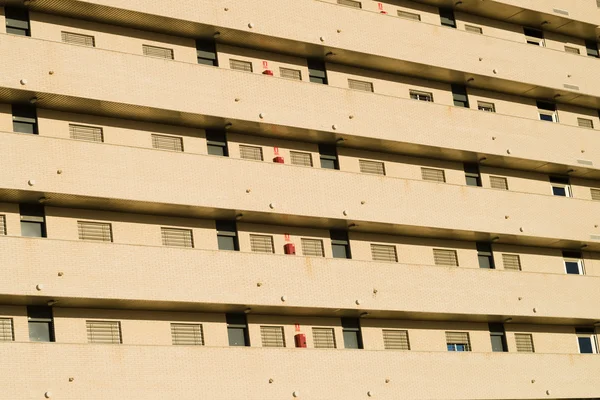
61;31;95;47
515;333;535;352
313;328;336;348
0;215;6;235
152;134;183;152
577;118;594;129
383;330;410;350
421;167;446;182
250;234;274;253
171;323;204;345
397;10;421;20
290;151;313;167
502;254;522;271
490;176;509;190
445;331;471;351
78;221;113;242
564;46;580;54
371;244;398;262
69;124;104;142
563;83;580;91
477;101;496;112
239;145;264;161
591;188;600;201
0;318;14;341
348;79;374;92
161;228;194;248
86;320;122;344
280;67;302;80
465;25;482;34
337;0;361;7
577;159;593;166
142;44;174;59
552;8;569;15
260;326;286;347
433;249;458;266
359;160;386;175
301;238;325;257
230;59;253;72
410;90;433;102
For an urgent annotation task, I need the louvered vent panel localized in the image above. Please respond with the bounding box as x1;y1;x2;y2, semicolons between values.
383;330;410;350
445;332;471;351
69;124;103;142
0;318;14;341
359;160;386;175
171;323;204;345
250;234;274;253
421;167;446;182
433;249;458;266
313;328;336;348
0;215;5;235
152;134;183;152
142;45;174;59
61;31;95;46
78;221;113;242
301;238;325;257
490;176;509;190
591;188;600;201
239;145;264;161
502;254;522;271
230;59;253;72
564;46;580;54
397;10;421;20
86;321;121;344
337;0;361;7
280;67;302;80
371;244;398;262
348;79;374;92
578;118;594;129
465;25;482;34
260;326;286;347
161;228;194;248
515;333;535;352
290;151;313;167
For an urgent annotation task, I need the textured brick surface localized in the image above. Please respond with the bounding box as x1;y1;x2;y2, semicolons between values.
0;34;599;170
0;342;599;399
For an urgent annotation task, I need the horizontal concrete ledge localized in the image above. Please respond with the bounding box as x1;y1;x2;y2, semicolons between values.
6;0;600;110
2;132;600;248
1;236;600;323
1;342;598;399
2;34;600;178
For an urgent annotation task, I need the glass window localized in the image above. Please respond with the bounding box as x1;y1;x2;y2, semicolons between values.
21;221;43;237
563;251;584;275
216;221;238;251
342;318;363;349
550;177;571;197
576;329;598;354
226;314;249;347
330;230;351;259
447;343;467;351
489;323;507;352
464;163;481;187
477;243;495;269
319;144;339;170
27;306;54;343
206;130;228;157
227;327;247;346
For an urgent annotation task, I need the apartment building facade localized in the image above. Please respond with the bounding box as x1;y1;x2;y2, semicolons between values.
1;0;600;398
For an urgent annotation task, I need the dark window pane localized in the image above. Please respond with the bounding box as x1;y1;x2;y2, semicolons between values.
228;327;247;346
447;344;455;351
21;221;43;237
28;321;51;342
13;121;35;134
217;235;236;251
490;335;506;352
565;261;581;274
455;344;466;351
309;76;326;84
207;144;225;156
478;255;493;269
539;114;554;122
552;186;567;196
332;244;349;259
197;58;216;66
6;26;28;36
320;158;337;169
343;331;360;349
578;337;594;353
466;176;480;186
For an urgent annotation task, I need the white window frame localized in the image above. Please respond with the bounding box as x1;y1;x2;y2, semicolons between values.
577;331;598;354
551;181;572;197
564;257;585;275
410;90;433;102
538;109;558;122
